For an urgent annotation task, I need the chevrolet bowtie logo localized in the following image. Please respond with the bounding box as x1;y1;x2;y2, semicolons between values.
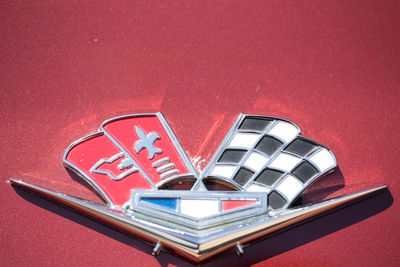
9;112;388;262
134;126;162;160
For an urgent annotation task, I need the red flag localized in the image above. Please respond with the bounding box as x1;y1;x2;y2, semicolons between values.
64;113;197;206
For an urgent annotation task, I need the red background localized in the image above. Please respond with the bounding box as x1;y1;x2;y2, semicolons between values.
1;1;399;266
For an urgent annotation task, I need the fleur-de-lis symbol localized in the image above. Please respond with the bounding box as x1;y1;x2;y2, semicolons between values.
134;126;162;159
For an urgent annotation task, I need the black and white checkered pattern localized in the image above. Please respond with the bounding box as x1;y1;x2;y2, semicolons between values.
204;115;337;210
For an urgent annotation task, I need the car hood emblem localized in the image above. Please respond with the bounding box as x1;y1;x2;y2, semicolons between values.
9;113;387;262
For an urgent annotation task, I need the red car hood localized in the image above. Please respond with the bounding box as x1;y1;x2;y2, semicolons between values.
1;1;398;266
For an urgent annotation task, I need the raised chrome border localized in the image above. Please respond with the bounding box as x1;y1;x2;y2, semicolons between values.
130;190;267;230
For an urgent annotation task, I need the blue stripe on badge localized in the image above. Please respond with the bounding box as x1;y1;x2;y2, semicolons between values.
141;198;178;210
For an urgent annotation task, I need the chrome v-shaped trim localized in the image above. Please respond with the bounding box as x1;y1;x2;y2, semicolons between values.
9;178;387;262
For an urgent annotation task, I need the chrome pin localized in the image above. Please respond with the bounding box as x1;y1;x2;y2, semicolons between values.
235;243;244;257
152;241;162;256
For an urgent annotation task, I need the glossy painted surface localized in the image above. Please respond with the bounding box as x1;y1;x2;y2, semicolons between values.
1;1;399;266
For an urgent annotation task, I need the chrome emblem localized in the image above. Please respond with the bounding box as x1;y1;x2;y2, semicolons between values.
9;113;387;262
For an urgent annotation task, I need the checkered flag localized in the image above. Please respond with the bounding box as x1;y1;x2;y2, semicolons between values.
200;114;337;210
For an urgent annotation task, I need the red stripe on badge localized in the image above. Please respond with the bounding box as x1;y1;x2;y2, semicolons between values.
221;200;258;211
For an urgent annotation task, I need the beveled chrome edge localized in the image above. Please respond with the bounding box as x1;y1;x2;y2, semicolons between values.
130;190;267;229
155;112;199;178
8;178;388;262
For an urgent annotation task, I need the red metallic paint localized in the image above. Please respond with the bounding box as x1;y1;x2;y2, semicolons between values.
1;1;399;266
